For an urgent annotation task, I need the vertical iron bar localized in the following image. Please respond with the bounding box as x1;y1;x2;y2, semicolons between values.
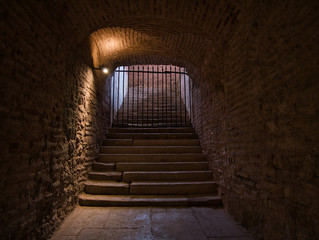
161;66;164;128
137;65;140;127
112;74;115;127
165;65;167;127
152;66;154;127
122;68;125;126
147;65;149;127
184;69;187;125
175;66;177;127
117;69;120;126
157;66;159;127
127;67;129;127
170;65;172;127
142;65;144;127
179;70;182;126
189;77;192;125
132;65;135;126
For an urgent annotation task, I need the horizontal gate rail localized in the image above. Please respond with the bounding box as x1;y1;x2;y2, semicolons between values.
113;70;187;74
110;65;192;128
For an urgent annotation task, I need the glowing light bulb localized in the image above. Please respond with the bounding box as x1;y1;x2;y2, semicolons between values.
102;67;108;74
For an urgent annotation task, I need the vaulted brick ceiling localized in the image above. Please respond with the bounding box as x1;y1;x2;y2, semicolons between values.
61;0;240;71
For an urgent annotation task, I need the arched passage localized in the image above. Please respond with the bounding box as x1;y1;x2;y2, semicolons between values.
1;1;319;239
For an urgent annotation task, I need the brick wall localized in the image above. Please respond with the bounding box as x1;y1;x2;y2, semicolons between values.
0;2;111;239
192;1;319;239
1;0;318;239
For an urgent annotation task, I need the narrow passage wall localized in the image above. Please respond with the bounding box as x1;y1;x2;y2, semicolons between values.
192;2;319;239
1;1;318;239
0;2;111;238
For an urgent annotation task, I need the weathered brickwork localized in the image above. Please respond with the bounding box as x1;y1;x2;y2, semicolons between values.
1;0;318;239
193;1;319;239
0;2;111;239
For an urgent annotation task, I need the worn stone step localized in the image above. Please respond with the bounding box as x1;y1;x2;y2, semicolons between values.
100;146;202;154
115;116;189;120
121;102;183;106
99;153;205;163
117;112;187;116
88;171;122;181
130;181;218;195
102;139;133;146
109;128;194;133
106;133;198;139
115;123;191;127
84;180;129;195
116;162;209;171
102;139;200;146
114;122;191;127
79;193;223;207
132;139;199;146
125;94;181;96
92;162;115;171
115;123;192;128
122;102;183;106
123;95;182;97
122;171;212;182
115;114;189;118
119;101;184;104
113;116;190;125
116;111;186;114
116;109;187;113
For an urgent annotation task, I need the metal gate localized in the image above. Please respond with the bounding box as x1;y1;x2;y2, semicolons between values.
110;65;192;127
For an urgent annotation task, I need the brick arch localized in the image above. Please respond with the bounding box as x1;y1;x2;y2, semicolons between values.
62;0;239;80
65;0;239;43
106;53;194;72
88;26;213;85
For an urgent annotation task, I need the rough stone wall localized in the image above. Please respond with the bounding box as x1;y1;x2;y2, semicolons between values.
0;2;111;239
193;1;319;239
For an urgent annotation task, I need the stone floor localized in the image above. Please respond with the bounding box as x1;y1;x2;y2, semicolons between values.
51;206;255;240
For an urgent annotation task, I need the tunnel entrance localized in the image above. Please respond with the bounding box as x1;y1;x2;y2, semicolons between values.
110;65;192;127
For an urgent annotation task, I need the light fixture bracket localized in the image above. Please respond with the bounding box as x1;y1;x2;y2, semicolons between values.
93;65;108;74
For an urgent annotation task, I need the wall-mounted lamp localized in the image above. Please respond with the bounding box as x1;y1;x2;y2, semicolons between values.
93;65;108;74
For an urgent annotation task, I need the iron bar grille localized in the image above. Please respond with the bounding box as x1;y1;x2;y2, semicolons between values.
110;65;192;127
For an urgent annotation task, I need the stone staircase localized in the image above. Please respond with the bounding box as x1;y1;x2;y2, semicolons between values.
113;87;192;127
79;127;222;206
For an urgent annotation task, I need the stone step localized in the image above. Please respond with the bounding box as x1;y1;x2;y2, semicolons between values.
122;171;212;182
117;105;185;109
100;146;202;154
114;123;192;128
114;115;188;118
124;95;182;97
117;111;188;114
126;100;183;102
115;120;190;125
119;101;183;105
105;133;198;139
122;101;183;104
130;181;218;195
92;162;115;171
102;139;200;146
98;153;205;163
124;94;182;97
88;171;122;181
116;108;187;111
79;193;223;207
116;162;209;171
115;113;188;117
84;180;129;195
117;112;188;116
109;128;194;133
